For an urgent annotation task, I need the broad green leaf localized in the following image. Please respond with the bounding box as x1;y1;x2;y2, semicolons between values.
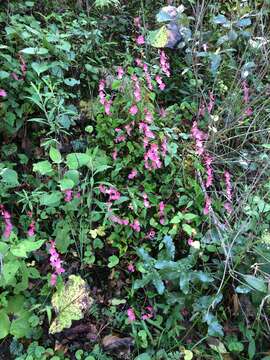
243;275;267;293
179;272;191;294
3;260;20;284
108;255;119;268
39;192;62;207
1;168;19;187
64;170;80;185
49;275;93;334
59;178;74;191
31;62;50;75
182;223;194;236
10;239;44;258
0;311;10;339
163;235;175;259
66;153;91;170
49;147;62;164
33;160;53;175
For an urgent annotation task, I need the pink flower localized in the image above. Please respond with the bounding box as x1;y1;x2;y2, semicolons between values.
99;184;107;193
159;50;170;77
128;263;135;272
191;121;208;156
145;229;155;239
64;189;73;202
129;105;138;116
142;306;153;320
155;75;166;90
144;109;153;124
117;66;124;79
130;219;141;232
110;215;129;226
49;240;65;286
207;92;215;114
224;202;233;214
144;143;162;170
99;79;106;92
115;134;126;143
11;72;19;81
127;308;136;322
245;107;253;116
161;137;168;157
0;206;13;238
106;187;121;201
0;89;7;97
136;35;145;45
125;121;135;136
204;154;213;188
135;58;143;68
203;195;212;215
134;16;141;28
158;201;165;224
112;148;118;161
128;169;138;180
159;107;167;118
131;75;141;102
139;122;155;139
104;99;112;115
188;238;194;246
142;193;150;208
27;220;35;237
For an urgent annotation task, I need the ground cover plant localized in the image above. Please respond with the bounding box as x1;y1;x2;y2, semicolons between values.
1;0;270;359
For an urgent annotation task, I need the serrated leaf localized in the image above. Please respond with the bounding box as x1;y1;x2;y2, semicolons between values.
49;275;93;334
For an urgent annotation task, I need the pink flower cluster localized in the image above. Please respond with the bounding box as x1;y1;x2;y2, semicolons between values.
203;194;212;215
129;104;138;116
142;193;150;208
155;75;165;91
144;143;162;170
28;220;36;237
99;79;112;115
158;201;165;224
127;308;136;322
49;240;65;286
110;214;141;233
0;205;13;238
224;171;233;214
136;35;145;45
117;66;124;80
128;169;138;180
135;59;153;91
99;185;121;202
127;306;154;322
159;50;170;77
130;219;141;232
191;121;208;156
131;75;141;102
63;190;80;202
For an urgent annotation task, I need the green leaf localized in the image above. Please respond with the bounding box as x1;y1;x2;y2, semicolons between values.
242;275;267;293
31;62;50;75
0;168;19;187
152;273;165;294
3;260;20;284
49;147;62;164
64;78;80;86
39;192;62;207
85;64;99;74
64;170;80;185
66;153;91;170
179;272;191;294
148;26;169;48
163;235;175;259
108;255;119;268
59;178;74;191
21;47;48;55
0;311;10;339
49;275;93;334
10;240;44;258
33;160;53;175
182;223;194;236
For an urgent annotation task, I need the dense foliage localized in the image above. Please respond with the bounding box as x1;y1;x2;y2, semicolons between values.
1;0;270;359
